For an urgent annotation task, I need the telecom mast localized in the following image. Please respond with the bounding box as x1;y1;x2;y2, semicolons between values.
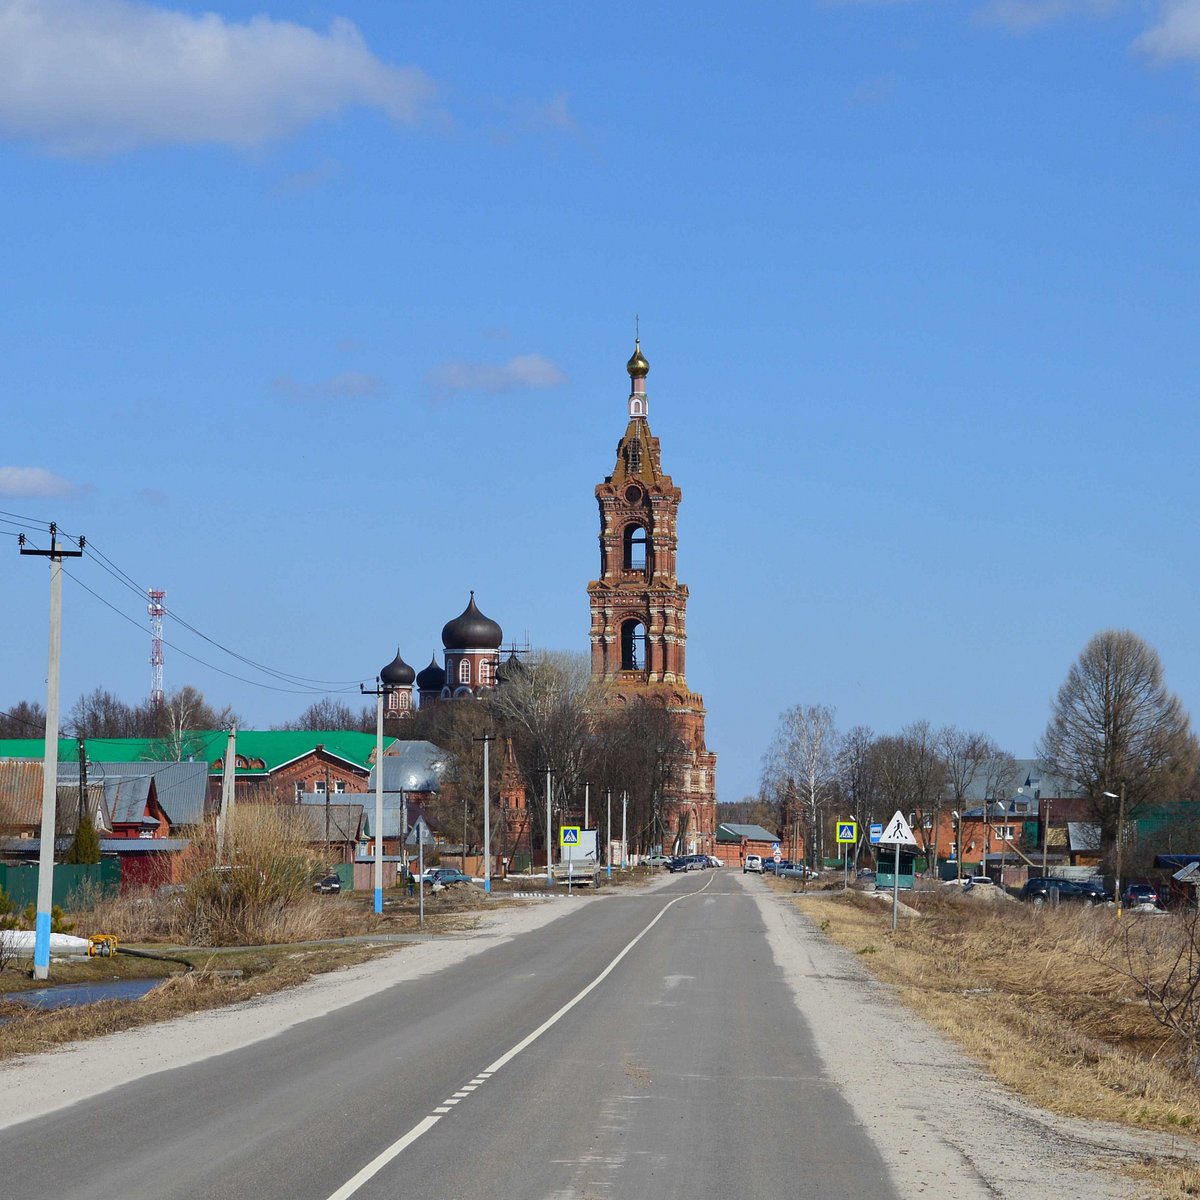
148;589;166;712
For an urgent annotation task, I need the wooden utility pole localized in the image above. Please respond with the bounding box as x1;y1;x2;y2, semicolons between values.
19;523;84;980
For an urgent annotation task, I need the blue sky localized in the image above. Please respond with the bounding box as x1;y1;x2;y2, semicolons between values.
1;0;1198;802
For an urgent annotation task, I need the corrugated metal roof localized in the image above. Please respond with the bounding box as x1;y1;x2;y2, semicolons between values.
716;823;778;843
0;759;44;827
60;761;209;827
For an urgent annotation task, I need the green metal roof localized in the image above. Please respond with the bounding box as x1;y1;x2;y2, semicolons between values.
0;731;390;775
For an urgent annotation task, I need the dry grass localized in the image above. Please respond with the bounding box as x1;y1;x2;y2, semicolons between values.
794;885;1200;1140
0;941;393;1060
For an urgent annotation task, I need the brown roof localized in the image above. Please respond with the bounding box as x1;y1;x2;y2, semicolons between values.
0;760;108;834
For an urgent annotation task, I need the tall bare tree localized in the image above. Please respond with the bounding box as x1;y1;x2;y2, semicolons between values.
1039;629;1198;860
939;727;1014;863
834;725;881;864
0;700;46;737
281;697;373;732
762;704;840;867
871;721;946;869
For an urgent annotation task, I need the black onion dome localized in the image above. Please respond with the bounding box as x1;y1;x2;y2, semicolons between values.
416;654;446;690
496;651;525;684
441;592;503;650
380;648;415;687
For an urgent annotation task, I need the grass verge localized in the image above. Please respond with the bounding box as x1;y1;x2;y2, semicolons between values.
783;882;1200;1197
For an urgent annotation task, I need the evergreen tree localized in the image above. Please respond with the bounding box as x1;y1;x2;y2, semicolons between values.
65;804;102;864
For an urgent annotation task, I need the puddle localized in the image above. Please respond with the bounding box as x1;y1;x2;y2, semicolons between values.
3;978;164;1011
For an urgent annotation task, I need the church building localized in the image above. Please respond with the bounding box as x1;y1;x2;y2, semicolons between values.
587;340;718;854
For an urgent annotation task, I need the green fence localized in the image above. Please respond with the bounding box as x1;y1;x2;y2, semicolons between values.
0;859;121;910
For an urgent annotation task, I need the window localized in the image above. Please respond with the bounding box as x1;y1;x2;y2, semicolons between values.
314;779;326;795
294;781;304;802
458;658;471;685
623;524;648;571
334;780;346;794
994;825;1014;841
479;658;494;686
620;619;647;671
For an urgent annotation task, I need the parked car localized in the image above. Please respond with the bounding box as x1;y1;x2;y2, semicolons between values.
762;857;784;874
778;863;819;881
1020;877;1109;905
667;856;692;873
419;868;475;886
312;874;341;894
644;853;672;868
744;854;763;874
706;855;723;868
1123;883;1161;908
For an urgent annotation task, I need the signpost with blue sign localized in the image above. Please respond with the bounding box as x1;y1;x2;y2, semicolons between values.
869;823;883;845
561;826;580;894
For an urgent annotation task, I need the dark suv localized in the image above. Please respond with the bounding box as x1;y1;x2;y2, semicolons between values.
1020;877;1109;905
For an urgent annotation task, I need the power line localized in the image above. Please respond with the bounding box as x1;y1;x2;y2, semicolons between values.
63;569;365;697
76;537;363;688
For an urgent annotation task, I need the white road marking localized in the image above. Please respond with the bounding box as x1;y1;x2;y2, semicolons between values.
323;879;713;1199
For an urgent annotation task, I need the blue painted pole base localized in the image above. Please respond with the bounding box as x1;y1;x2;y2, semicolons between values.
484;879;491;893
373;887;383;915
33;909;52;973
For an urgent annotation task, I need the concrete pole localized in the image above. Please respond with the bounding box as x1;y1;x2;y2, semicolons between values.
217;726;236;864
545;766;553;886
32;550;63;980
482;736;491;893
584;781;589;832
1115;782;1126;918
374;689;384;914
606;788;612;880
621;789;628;870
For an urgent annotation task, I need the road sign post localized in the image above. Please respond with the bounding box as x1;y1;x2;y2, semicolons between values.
561;826;580;896
835;821;857;891
877;810;918;931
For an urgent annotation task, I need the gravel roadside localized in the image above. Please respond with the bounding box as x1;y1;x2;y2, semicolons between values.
749;874;1196;1199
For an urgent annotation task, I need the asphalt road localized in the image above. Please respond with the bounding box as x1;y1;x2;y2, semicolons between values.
0;873;897;1200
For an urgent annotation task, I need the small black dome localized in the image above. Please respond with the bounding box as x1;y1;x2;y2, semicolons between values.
416;654;446;691
496;651;525;684
380;648;415;687
441;592;503;650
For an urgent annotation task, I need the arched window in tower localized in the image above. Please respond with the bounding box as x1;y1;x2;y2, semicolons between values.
620;619;647;671
458;658;471;685
623;524;648;571
478;657;494;687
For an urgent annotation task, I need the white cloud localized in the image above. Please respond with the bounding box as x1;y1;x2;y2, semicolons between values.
973;0;1119;30
0;0;436;155
424;354;568;400
273;371;384;403
1137;0;1200;60
0;467;79;497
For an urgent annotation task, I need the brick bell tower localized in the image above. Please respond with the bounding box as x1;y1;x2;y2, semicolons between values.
587;339;717;853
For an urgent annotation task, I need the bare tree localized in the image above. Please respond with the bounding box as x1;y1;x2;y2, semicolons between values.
487;651;600;816
0;700;46;737
281;698;373;732
834;725;881;864
939;728;1013;865
66;688;155;739
147;686;241;761
763;705;840;867
1039;630;1198;860
871;722;946;870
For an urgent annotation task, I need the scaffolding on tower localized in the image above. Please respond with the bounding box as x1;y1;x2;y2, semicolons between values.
148;589;166;714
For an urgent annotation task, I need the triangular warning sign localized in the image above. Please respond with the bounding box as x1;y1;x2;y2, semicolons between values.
878;810;917;847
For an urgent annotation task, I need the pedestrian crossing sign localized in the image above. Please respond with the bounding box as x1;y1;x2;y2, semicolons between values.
835;821;857;845
560;826;581;847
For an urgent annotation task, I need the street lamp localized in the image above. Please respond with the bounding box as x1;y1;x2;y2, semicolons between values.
995;802;1007;889
1103;786;1125;917
952;811;961;883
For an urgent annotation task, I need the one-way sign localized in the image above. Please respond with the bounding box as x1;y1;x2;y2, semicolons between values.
878;810;917;847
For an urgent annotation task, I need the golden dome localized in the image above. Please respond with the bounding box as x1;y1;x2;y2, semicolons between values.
626;338;649;379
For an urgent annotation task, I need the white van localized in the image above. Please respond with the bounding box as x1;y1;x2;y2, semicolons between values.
744;854;763;874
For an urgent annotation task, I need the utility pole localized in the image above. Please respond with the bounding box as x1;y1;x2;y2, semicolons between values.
621;789;628;870
584;781;589;831
606;788;612;880
475;734;494;893
361;678;394;915
19;523;84;980
217;726;236;863
77;739;88;840
545;766;553;886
